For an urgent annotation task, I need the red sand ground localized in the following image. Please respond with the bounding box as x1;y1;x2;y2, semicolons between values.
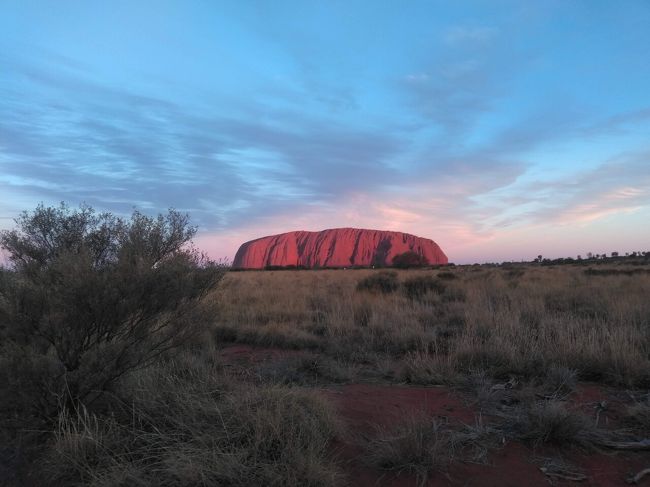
219;346;648;486
322;384;647;487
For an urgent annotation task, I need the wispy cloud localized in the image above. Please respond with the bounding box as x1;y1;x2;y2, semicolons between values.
444;26;498;45
0;54;404;229
477;150;650;229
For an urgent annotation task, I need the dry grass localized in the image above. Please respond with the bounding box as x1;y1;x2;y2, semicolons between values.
364;413;454;486
509;400;597;447
214;266;650;387
364;413;504;486
45;351;344;487
624;394;650;430
4;263;650;485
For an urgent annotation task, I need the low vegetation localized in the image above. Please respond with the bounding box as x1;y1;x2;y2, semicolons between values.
215;265;650;387
0;204;341;486
47;356;341;487
2;203;649;485
365;414;454;486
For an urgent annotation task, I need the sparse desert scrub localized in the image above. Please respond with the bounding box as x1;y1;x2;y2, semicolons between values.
509;400;597;448
214;266;650;387
364;413;504;485
6;255;650;485
206;265;650;483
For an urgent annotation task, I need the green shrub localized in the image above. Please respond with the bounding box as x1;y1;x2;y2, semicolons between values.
356;271;399;293
0;203;226;426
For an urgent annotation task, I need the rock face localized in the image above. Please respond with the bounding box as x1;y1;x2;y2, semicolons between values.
233;228;448;269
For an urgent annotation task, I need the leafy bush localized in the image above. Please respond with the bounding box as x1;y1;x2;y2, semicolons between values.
356;271;399;293
0;203;225;426
392;251;429;269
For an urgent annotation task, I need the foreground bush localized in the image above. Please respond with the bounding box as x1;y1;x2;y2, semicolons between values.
0;203;226;431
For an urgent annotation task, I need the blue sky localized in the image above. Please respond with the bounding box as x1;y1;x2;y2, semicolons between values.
1;0;649;263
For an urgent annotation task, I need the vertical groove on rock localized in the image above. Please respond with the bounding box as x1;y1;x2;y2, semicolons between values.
350;230;363;266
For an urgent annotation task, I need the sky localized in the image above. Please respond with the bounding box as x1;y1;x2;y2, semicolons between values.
1;0;649;264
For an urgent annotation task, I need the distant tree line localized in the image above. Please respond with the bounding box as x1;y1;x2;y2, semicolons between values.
530;251;650;266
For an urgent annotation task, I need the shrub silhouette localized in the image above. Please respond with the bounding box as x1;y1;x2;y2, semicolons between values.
356;271;399;293
0;203;225;426
402;275;446;300
437;271;457;280
392;251;428;268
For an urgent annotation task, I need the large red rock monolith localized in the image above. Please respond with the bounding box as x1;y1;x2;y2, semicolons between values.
232;228;448;269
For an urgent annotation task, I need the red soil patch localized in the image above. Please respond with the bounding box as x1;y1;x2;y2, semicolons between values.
322;384;473;487
321;383;648;487
218;349;646;486
452;442;547;487
322;383;474;429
